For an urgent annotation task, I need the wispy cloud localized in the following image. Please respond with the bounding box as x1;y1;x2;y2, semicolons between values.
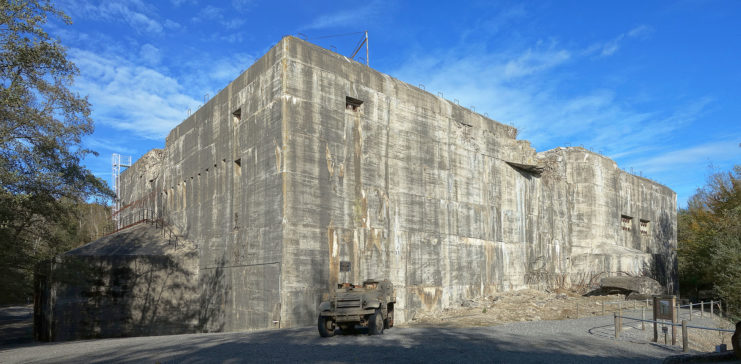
585;24;654;57
302;1;383;30
629;139;741;174
59;0;170;35
139;44;161;65
70;48;200;139
390;21;712;179
84;138;137;155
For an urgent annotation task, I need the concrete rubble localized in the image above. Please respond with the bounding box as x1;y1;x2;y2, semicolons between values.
35;36;678;340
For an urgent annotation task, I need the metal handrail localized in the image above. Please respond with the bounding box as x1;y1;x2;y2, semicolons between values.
616;315;734;332
613;311;734;353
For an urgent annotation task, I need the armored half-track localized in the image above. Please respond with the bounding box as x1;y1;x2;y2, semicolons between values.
318;279;395;337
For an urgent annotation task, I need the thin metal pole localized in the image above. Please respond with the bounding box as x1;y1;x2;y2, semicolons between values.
701;301;704;317
719;301;722;318
710;300;714;317
653;297;658;342
365;30;369;67
641;307;645;330
673;304;678;346
682;320;688;352
689;302;692;321
614;313;619;338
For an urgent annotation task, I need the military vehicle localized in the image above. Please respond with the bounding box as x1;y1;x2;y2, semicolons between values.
318;279;395;337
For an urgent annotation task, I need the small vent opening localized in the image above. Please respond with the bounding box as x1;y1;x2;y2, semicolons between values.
346;96;363;112
621;215;633;231
233;108;242;125
640;219;650;236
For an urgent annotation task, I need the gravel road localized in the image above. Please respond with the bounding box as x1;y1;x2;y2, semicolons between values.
1;314;682;363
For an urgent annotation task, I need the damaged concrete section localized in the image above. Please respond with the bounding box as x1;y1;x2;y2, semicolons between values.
36;36;677;340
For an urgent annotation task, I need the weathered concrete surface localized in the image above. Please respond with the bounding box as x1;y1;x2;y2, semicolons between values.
39;36;677;339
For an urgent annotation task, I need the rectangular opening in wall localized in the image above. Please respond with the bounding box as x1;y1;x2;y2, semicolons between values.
234;158;242;176
232;108;241;125
621;215;632;231
346;96;363;112
640;219;650;236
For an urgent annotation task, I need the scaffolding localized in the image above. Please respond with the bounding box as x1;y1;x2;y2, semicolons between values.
111;153;132;229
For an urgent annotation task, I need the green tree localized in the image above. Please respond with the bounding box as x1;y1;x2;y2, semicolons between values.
678;165;741;319
0;0;112;303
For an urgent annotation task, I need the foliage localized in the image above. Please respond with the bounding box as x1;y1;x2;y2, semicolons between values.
678;165;741;319
0;0;113;303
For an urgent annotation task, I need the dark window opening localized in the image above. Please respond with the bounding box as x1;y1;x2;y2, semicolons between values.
346;96;363;112
640;219;650;236
233;108;242;124
621;215;632;231
234;158;242;176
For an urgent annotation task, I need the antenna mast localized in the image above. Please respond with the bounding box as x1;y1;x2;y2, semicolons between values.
112;153;132;229
350;31;369;66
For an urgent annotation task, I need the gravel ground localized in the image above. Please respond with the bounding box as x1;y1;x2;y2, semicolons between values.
1;314;684;363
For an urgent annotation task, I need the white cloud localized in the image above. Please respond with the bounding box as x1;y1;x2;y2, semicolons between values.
139;44;161;65
224;18;246;30
59;0;171;35
231;0;253;11
503;48;571;78
628;139;741;174
192;5;222;22
584;24;654;57
303;1;383;30
389;25;714;171
70;48;200;139
84;137;137;155
171;0;198;6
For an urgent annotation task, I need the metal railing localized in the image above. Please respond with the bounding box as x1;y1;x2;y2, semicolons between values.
612;300;732;352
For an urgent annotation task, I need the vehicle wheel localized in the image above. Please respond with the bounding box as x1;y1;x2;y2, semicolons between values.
368;309;384;335
384;310;394;329
318;316;335;337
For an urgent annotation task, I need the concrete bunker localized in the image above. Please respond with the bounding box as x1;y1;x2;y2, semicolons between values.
36;36;677;340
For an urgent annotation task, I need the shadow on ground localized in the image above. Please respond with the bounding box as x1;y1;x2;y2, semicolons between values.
6;321;677;364
0;305;33;348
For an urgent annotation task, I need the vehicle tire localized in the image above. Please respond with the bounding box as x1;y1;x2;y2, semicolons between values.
318;315;335;337
368;309;384;335
384;309;394;329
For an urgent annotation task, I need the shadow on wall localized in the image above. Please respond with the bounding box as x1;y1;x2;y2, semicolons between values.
196;257;229;333
34;253;230;341
648;211;678;294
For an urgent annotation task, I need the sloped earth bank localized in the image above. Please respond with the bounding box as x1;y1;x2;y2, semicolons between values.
402;289;735;353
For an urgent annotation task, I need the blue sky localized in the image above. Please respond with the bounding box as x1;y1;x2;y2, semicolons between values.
48;0;740;208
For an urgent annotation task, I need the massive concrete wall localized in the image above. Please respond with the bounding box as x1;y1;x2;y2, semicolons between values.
107;36;677;333
116;44;286;332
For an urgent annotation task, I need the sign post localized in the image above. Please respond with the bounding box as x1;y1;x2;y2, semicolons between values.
654;295;676;343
